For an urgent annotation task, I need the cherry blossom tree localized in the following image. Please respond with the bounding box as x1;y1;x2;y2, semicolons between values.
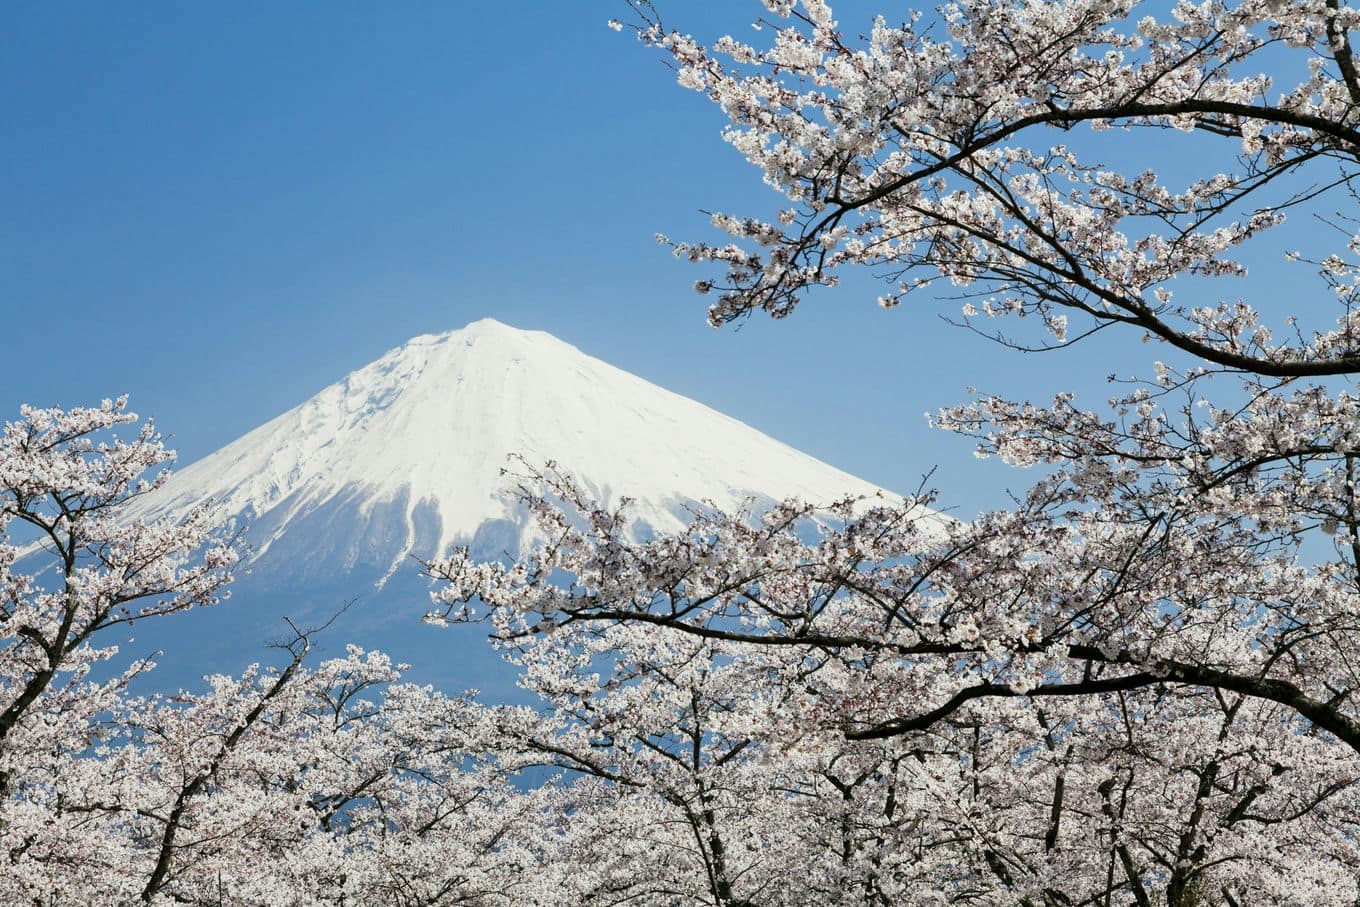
421;2;1360;903
0;402;553;905
16;642;549;905
0;399;237;799
622;0;1360;369
426;466;1360;904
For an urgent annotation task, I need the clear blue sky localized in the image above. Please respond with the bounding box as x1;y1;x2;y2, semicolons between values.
0;2;1260;518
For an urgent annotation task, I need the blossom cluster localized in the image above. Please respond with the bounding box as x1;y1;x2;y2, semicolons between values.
631;0;1360;376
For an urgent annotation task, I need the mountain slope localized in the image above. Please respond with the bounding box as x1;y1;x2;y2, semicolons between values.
130;318;897;578
120;319;909;693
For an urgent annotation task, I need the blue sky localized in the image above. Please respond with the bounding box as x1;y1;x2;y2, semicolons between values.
0;2;1268;519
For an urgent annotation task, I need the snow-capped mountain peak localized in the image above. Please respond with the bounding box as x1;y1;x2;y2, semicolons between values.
129;319;899;583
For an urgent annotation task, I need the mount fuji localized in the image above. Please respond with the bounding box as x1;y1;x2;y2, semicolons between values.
122;319;904;695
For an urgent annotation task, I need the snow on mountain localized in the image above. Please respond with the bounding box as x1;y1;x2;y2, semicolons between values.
119;318;917;694
129;318;900;579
